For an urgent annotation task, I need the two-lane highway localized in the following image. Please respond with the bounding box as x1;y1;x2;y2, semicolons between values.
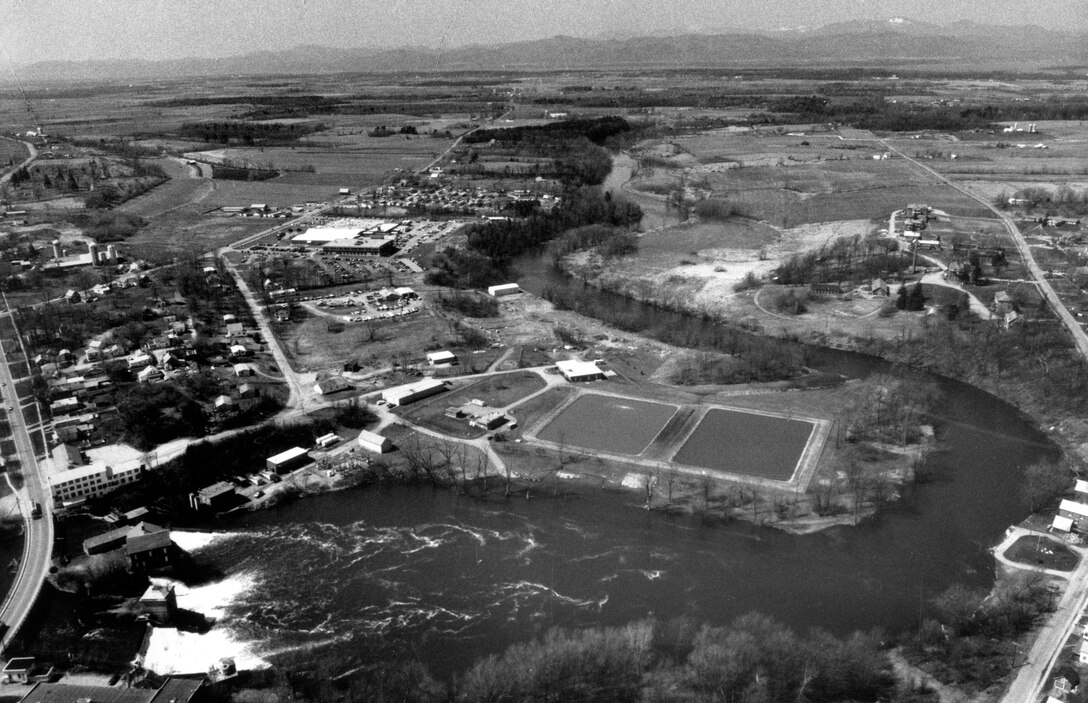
0;298;52;655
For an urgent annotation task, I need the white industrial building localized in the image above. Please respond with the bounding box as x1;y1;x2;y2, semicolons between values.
50;462;142;504
292;228;363;244
426;350;457;367
556;359;605;382
357;429;393;453
266;446;310;474
487;283;522;297
381;378;447;406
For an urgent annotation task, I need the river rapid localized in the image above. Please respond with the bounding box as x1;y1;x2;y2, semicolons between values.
185;263;1049;679
131;152;1052;679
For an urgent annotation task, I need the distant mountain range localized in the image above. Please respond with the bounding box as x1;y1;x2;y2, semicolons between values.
18;18;1088;82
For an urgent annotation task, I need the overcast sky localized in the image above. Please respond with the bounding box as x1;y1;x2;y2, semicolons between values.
3;0;1087;65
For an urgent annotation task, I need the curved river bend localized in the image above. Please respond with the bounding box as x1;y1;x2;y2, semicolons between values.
194;253;1049;678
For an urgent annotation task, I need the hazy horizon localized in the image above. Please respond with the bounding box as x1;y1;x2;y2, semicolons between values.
3;0;1087;67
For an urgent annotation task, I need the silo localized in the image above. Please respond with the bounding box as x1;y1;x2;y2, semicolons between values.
52;240;61;259
87;242;100;266
106;245;118;264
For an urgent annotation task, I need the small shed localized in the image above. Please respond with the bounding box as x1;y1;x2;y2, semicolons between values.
870;278;889;297
1051;515;1074;533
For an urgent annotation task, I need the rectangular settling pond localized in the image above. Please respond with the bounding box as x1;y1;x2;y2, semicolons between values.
673;408;815;480
538;394;677;455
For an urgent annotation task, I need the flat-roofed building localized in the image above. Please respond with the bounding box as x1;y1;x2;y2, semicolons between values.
293;227;363;244
266;446;310;474
487;283;521;297
51;442;83;469
18;676;205;703
321;236;396;257
49;462;142;504
426;350;457;367
556;359;605;383
381;378;446;406
190;481;237;511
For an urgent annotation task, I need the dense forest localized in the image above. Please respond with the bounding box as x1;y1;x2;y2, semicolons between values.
426;187;641;289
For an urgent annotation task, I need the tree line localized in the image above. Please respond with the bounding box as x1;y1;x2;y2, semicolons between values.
427;188;642;289
178;120;326;145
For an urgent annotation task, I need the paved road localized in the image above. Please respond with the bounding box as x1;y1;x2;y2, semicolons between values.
992;527;1088;703
881;139;1088;702
0;297;52;656
881;140;1088;360
0;139;37;189
220;258;316;411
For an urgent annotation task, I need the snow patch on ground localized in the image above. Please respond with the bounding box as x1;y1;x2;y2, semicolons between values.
621;473;648;489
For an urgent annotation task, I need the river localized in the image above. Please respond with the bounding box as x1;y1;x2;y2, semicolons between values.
184;251;1048;680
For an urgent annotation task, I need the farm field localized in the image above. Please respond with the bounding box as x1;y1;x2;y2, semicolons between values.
0;138;29;164
122;209;269;261
276;305;455;373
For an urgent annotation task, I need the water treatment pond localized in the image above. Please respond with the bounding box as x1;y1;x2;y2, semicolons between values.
536;393;677;455
673;408;815;479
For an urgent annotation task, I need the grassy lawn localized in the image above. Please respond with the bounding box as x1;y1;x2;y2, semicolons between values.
1005;535;1079;572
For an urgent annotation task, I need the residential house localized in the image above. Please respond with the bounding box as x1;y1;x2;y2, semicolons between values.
314;376;351;395
137;366;164;384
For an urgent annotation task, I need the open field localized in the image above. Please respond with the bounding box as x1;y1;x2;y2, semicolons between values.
0;139;28;165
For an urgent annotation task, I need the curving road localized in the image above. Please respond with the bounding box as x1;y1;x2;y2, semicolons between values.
0;139;37;190
0;296;52;656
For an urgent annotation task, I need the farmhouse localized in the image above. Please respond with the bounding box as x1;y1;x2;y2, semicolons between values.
266;446;310;474
382;378;447;406
357;429;393;453
487;283;521;297
556;359;605;383
233;363;256;377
